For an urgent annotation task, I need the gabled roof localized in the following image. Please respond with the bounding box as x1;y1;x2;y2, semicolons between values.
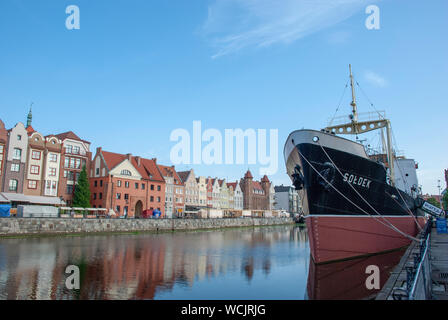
261;175;270;183
177;170;191;183
253;181;264;191
157;164;183;185
55;131;90;144
135;158;165;182
227;181;239;189
101;151;127;171
244;170;253;179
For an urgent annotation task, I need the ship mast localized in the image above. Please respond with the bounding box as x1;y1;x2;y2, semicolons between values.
349;64;358;130
324;65;396;186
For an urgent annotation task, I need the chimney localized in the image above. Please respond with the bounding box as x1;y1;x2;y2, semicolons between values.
126;153;132;161
96;147;102;154
135;156;141;167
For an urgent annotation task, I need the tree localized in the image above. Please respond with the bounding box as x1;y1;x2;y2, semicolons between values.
427;197;441;209
72;165;91;208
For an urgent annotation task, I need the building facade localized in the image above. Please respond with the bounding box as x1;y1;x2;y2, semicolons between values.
178;169;199;207
0;120;8;193
157;165;184;218
89;148;166;217
56;131;92;206
274;185;301;214
240;170;271;210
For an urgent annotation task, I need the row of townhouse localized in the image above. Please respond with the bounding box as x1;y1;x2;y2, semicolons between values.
0;111;91;207
0;111;277;216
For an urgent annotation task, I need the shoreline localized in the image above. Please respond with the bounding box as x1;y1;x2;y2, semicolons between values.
0;217;295;239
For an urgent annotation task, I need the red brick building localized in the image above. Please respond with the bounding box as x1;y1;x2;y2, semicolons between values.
89;148;166;217
240;170;271;210
0;120;7;193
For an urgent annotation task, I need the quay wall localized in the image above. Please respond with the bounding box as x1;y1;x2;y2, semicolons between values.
0;217;295;237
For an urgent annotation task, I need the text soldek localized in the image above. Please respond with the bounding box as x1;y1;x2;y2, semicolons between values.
343;173;372;189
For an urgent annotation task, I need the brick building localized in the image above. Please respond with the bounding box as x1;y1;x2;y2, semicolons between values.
240;170;271;210
89;148;166;217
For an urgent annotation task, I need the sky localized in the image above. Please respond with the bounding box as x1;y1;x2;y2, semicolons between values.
0;0;447;195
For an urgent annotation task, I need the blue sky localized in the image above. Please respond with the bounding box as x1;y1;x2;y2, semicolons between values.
0;0;447;194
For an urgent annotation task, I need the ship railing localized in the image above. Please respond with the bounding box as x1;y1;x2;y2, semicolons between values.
406;220;432;300
327;111;386;127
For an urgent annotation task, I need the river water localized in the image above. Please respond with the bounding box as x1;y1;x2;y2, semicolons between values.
0;225;405;300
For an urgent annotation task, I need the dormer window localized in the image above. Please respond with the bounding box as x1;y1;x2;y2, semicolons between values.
121;169;131;176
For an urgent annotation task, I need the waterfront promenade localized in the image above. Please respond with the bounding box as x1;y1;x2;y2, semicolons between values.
0;217;294;237
376;223;448;300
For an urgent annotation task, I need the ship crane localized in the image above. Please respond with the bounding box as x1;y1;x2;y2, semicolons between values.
323;65;396;186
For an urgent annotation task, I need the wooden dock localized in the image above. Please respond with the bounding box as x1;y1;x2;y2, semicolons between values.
376;225;448;300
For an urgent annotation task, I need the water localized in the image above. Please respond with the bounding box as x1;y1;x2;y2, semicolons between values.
0;225;405;300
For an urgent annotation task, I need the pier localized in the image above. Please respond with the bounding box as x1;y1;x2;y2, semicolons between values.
376;219;448;300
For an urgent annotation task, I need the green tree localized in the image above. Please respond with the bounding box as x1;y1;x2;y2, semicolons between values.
72;165;91;209
427;197;441;209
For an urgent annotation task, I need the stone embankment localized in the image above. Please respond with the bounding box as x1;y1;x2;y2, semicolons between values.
0;217;294;237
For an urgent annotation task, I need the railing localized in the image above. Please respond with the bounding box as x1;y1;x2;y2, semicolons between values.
405;220;432;300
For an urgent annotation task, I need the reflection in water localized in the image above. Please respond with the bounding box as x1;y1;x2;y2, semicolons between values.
0;226;309;300
0;226;406;300
306;248;407;300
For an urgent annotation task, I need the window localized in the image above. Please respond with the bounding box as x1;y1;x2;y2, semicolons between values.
75;158;81;169
32;150;41;160
142;184;145;190
117;180;122;187
11;164;20;172
151;184;154;190
13;148;21;160
99;193;102;199
121;170;132;176
49;153;57;162
65;145;73;154
93;193;97;200
116;193;121;200
70;158;75;168
150;196;154;202
75;172;80;181
157;185;161;191
100;180;103;187
94;180;97;187
17;135;22;141
66;184;74;194
96;168;99;175
49;168;57;176
64;158;69;168
157;197;161;203
73;146;80;154
135;183;139;189
124;194;129;200
28;180;37;189
9;179;18;191
30;165;40;175
116;206;121;213
125;181;129;188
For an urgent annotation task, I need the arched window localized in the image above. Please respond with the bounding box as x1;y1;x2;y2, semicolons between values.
120;169;132;176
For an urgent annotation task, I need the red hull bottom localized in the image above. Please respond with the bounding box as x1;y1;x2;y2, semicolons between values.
306;215;426;264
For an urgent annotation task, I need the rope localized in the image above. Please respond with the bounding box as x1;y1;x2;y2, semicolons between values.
301;142;419;242
328;81;349;127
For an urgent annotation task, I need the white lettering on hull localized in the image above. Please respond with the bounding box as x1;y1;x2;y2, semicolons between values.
343;173;372;189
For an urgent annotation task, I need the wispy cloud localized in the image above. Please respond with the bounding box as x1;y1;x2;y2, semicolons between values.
202;0;375;58
364;70;387;87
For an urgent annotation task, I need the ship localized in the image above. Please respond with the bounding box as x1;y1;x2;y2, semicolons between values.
284;65;426;264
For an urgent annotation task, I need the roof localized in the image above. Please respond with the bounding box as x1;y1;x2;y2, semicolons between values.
177;170;191;183
100;150;164;182
227;181;239;189
253;181;263;191
261;175;270;183
244;170;253;179
0;193;66;205
26;125;35;135
55;131;91;144
157;164;183;185
274;185;293;192
101;151;127;171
